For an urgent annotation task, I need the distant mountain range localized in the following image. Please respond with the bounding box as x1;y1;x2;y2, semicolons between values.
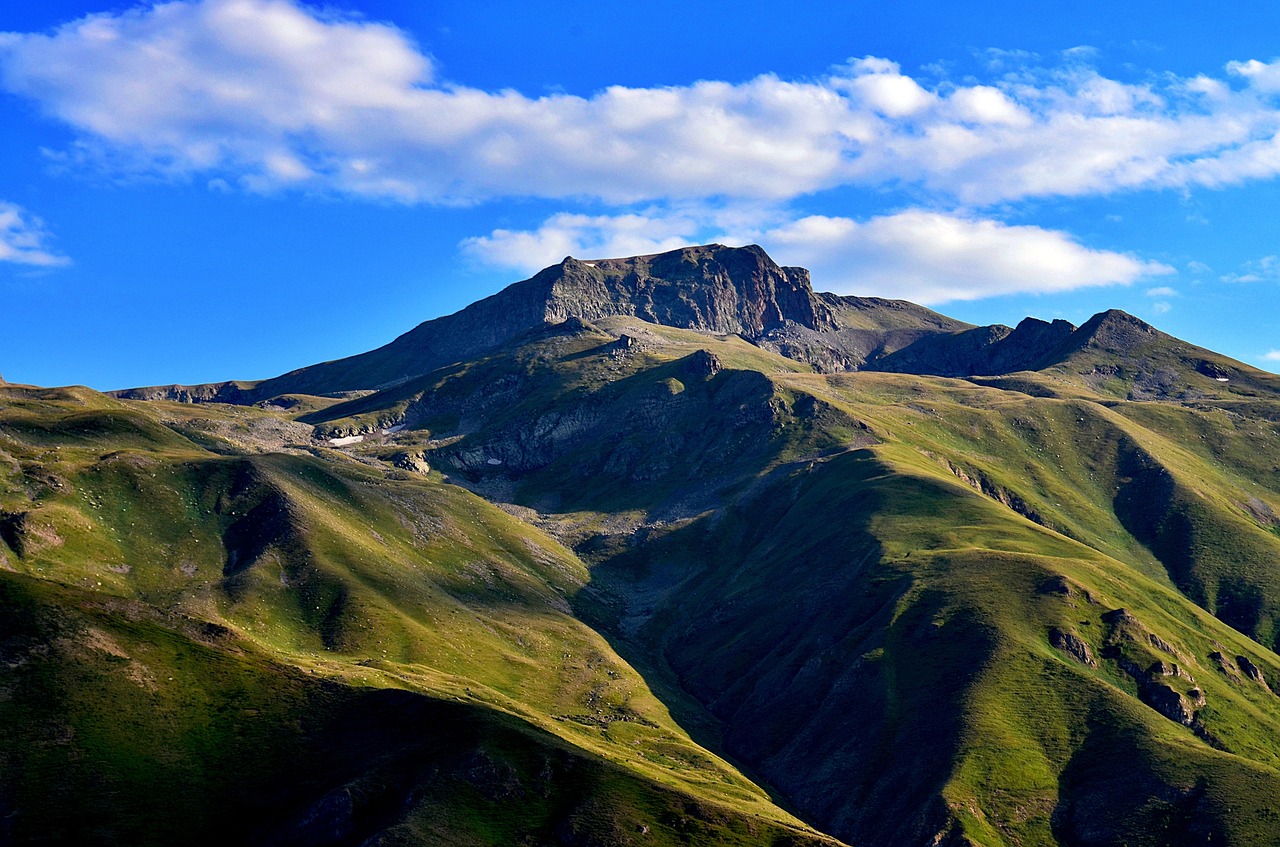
5;245;1280;846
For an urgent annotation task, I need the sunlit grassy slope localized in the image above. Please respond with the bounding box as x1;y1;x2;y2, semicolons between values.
0;384;837;846
291;315;1280;846
600;441;1280;845
6;306;1280;846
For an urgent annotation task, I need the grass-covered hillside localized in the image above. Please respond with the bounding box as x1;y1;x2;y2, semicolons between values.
287;308;1280;846
7;245;1280;845
0;384;838;846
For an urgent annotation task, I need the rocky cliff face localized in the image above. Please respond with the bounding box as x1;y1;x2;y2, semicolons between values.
542;245;836;336
112;380;260;404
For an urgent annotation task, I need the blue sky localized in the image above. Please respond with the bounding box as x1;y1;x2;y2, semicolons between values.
3;1;1280;389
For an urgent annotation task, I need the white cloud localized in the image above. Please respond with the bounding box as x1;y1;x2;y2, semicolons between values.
465;207;1172;304
1263;349;1280;362
0;0;859;203
0;201;69;267
834;57;938;117
1146;286;1178;296
7;0;1280;205
1228;59;1280;93
757;210;1173;303
461;211;705;272
947;85;1032;127
1221;255;1280;283
1151;301;1172;314
1062;46;1101;61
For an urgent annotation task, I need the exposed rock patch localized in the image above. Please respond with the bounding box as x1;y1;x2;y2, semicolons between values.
1237;655;1272;691
0;511;63;558
0;512;25;558
391;451;430;474
939;458;1053;531
1048;627;1096;667
1242;496;1279;527
555;316;597;335
683;349;723;380
1101;608;1220;744
1196;360;1232;380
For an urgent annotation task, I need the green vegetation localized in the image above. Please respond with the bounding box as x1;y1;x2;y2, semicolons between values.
0;383;834;845
6;283;1280;845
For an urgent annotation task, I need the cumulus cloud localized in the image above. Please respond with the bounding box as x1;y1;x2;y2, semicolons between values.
1228;59;1280;93
757;210;1173;303
0;201;69;267
833;57;938;117
1263;350;1280;362
7;0;1280;205
0;0;858;203
465;208;1172;304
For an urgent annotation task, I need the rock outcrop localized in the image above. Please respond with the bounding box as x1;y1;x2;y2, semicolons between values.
1237;654;1272;691
1049;626;1096;667
392;451;431;474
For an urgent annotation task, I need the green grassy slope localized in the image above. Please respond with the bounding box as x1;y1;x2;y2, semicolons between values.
0;572;831;847
592;442;1280;845
290;317;1280;846
9;302;1280;847
0;384;838;846
797;370;1280;651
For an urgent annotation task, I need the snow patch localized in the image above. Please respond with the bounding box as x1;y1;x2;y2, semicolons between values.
486;457;503;465
383;424;406;434
328;435;365;447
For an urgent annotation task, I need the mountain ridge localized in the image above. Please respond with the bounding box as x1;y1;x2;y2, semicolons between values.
112;243;969;401
110;244;1275;408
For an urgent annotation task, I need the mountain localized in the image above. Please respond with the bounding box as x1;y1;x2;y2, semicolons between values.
875;308;1279;401
113;244;1266;408
112;244;968;402
9;244;1280;846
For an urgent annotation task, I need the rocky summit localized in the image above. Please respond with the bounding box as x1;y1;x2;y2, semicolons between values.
114;243;959;400
7;245;1280;846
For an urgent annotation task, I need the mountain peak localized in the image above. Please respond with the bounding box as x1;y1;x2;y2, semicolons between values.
1069;309;1164;355
532;243;833;336
1085;307;1154;328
